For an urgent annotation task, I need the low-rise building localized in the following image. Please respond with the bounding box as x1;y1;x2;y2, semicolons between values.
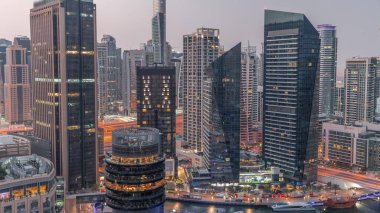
322;121;380;171
0;155;56;212
0;134;51;161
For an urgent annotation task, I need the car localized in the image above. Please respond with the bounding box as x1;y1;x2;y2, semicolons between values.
215;192;225;198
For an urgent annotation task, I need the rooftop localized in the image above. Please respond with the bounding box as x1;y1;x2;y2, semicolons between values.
0;135;14;145
112;127;160;147
0;155;53;181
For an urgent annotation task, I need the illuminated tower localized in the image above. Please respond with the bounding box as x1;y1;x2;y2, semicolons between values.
183;28;220;152
263;10;320;182
31;0;98;193
317;24;337;116
105;127;165;213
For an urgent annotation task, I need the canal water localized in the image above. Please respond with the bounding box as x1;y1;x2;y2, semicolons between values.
164;199;380;213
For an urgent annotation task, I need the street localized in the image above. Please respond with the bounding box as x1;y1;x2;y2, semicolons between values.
318;166;380;191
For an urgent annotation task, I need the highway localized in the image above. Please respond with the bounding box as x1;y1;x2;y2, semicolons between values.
318;166;380;190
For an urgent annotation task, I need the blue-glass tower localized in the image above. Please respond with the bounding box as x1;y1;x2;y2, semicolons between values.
202;43;241;182
263;10;320;183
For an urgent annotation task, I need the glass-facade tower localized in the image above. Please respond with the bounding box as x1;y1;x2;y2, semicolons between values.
97;35;122;117
263;10;320;183
31;0;98;193
317;25;337;116
136;66;177;177
152;0;166;65
202;43;241;182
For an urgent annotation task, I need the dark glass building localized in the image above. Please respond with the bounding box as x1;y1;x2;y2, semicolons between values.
263;10;320;183
31;0;98;193
136;66;177;177
202;43;241;183
105;127;165;213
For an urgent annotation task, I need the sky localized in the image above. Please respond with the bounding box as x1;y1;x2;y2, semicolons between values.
1;0;380;77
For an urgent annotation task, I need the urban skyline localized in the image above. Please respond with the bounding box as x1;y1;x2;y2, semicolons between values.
0;0;380;212
1;0;379;77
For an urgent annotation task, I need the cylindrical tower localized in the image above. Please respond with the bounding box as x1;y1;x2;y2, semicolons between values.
105;127;165;213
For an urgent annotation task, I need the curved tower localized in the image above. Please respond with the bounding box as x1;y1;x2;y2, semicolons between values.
105;127;165;213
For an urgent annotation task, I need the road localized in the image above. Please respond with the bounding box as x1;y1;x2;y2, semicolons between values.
318;166;380;190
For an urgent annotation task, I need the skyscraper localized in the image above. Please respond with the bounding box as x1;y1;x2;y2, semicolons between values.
240;46;258;147
183;28;220;152
13;36;32;111
4;45;31;125
97;35;122;117
122;49;146;115
152;0;166;65
263;10;320;183
31;0;98;193
136;66;177;177
105;128;165;213
344;57;377;125
0;39;12;117
317;24;337;116
334;80;345;120
202;43;241;182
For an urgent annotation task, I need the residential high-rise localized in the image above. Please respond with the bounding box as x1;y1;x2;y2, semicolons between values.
136;66;177;177
240;46;258;147
263;10;320;183
105;127;165;213
334;80;345;121
4;45;31;125
183;28;220;152
122;49;146;115
97;35;122;117
0;39;12;117
172;51;183;108
31;0;98;193
344;57;377;125
202;43;241;182
317;25;337;116
13;36;32;111
375;57;380;116
152;0;166;65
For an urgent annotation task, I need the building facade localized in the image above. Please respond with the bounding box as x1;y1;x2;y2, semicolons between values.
0;155;56;213
240;46;258;147
0;135;30;158
122;49;146;115
152;0;166;65
202;43;241;183
4;45;31;125
263;10;320;183
322;121;380;171
334;80;345;121
136;66;177;177
105;128;165;213
317;24;337;117
0;39;12;117
344;57;377;125
31;0;98;193
97;35;122;117
183;28;220;152
13;36;32;112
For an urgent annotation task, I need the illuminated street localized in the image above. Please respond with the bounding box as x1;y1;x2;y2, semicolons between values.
318;166;380;191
